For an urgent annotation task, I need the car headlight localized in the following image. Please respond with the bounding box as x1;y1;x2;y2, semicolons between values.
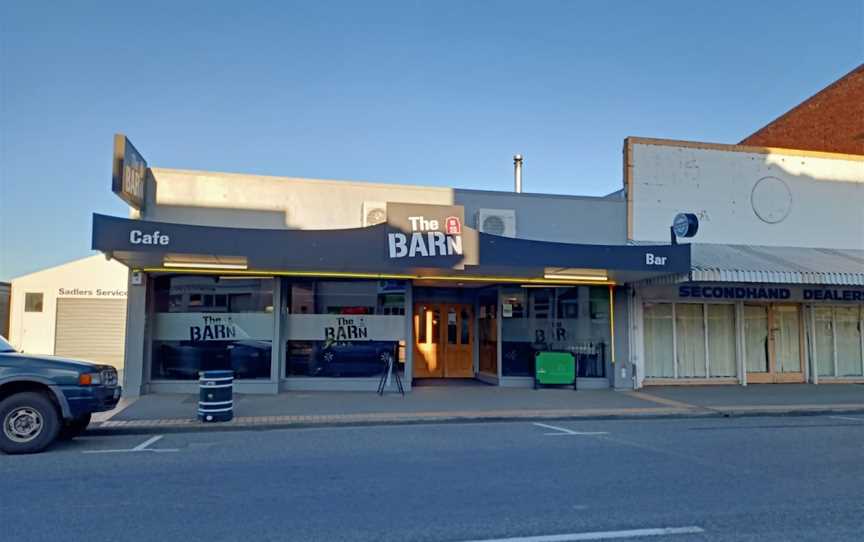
78;373;103;386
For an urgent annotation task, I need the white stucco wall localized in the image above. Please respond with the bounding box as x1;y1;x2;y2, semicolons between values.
627;140;864;249
143;168;626;245
9;255;129;355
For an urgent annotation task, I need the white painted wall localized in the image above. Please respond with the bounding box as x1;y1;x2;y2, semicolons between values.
143;168;626;245
9;255;129;355
628;141;864;249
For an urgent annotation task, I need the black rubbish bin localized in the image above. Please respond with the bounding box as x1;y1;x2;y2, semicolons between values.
198;370;234;422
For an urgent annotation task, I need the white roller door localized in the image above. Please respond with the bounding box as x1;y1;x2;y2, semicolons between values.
54;298;127;373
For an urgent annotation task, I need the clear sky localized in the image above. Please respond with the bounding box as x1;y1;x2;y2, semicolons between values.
1;0;862;280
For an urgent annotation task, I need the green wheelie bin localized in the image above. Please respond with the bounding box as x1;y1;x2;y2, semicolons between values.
534;350;577;390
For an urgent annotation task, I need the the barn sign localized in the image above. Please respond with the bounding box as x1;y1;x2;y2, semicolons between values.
111;134;148;210
384;203;478;269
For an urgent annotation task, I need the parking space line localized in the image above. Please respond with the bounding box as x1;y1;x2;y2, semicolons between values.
457;525;704;541
532;422;608;436
132;435;164;451
82;434;179;454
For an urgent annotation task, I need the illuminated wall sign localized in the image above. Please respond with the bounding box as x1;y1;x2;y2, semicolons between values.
388;215;463;258
385;203;478;269
111;134;148;210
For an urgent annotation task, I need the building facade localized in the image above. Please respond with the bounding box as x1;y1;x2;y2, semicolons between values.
98;113;863;396
625;138;864;386
8;255;129;378
98;137;692;395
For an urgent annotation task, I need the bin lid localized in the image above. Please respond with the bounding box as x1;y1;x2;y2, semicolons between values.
199;370;235;379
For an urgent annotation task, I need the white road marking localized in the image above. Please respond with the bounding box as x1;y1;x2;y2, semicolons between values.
457;526;704;542
829;416;864;422
82;434;179;454
132;435;163;451
533;422;608;436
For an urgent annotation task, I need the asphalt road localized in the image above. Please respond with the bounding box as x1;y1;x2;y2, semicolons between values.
2;415;864;542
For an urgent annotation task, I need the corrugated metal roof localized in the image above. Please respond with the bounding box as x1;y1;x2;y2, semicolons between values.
631;243;864;286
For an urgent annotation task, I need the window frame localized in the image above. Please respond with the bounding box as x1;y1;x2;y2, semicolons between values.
24;292;44;313
643;300;739;380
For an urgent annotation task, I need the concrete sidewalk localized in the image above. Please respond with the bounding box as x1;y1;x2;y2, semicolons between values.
91;383;864;434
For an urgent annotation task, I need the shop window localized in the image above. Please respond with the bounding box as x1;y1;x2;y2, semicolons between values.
644;303;674;377
814;306;864;378
25;293;43;313
813;307;835;377
501;286;609;378
284;280;406;378
676;304;706;377
150;275;275;381
477;288;498;376
836;307;863;376
707;305;736;377
645;302;739;379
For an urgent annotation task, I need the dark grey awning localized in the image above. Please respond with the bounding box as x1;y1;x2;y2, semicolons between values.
634;243;864;286
91;214;690;283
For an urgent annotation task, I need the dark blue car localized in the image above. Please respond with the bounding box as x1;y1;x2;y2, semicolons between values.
0;336;121;454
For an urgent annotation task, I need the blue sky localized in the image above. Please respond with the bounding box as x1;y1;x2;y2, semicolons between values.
1;0;862;280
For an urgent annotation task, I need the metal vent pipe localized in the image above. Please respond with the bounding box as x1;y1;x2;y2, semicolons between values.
514;154;523;193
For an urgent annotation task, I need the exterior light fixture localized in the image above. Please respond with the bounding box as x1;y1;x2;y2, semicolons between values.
163;261;248;270
542;273;608;282
671;213;699;244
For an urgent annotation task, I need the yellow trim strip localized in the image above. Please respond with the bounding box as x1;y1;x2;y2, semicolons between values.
608;284;616;365
139;267;615;286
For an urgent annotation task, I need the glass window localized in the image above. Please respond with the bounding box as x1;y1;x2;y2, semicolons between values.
460;307;471;345
675;304;706;377
478;288;498;375
646;302;737;379
150;275;275;380
644;303;674;378
285;280;406;378
447;307;457;344
25;293;43;313
813;307;835;377
417;307;428;344
835;306;863;377
430;307;440;345
744;305;769;373
774;306;801;374
707;305;736;377
502;286;610;378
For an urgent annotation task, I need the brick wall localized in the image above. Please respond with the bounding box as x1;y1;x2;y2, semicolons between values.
740;64;864;156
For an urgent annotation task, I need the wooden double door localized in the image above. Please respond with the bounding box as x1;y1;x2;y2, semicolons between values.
744;304;805;383
413;303;474;378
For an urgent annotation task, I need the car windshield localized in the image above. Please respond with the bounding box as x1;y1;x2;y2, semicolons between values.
0;336;17;353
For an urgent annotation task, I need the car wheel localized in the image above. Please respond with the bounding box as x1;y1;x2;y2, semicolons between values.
58;413;92;441
0;392;61;455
